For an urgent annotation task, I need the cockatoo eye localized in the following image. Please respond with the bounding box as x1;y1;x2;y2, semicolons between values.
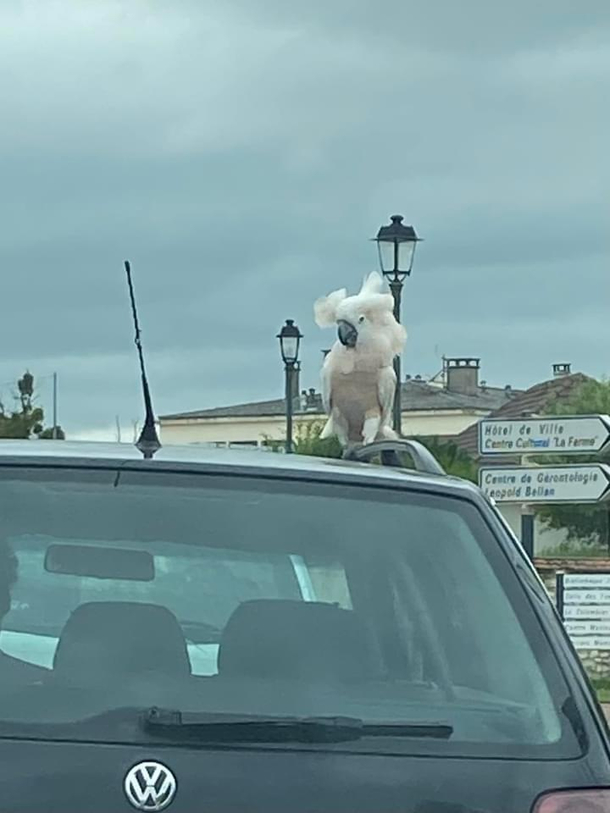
358;315;365;324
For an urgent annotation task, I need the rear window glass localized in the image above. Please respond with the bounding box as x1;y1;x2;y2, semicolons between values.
0;466;579;759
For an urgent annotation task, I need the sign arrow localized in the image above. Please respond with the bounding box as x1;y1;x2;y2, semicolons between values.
479;463;610;504
478;414;610;457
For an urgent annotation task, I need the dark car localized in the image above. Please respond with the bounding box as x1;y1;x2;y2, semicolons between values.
0;438;608;813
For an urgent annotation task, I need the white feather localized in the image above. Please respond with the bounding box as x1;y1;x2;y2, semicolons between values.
377;365;396;428
359;271;383;297
320;356;332;414
314;288;347;328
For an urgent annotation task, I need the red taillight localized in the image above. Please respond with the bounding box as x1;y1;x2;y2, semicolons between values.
534;790;610;813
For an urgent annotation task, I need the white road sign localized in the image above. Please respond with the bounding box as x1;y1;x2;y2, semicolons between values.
479;464;610;504
563;589;610;605
479;414;610;456
564;574;610;589
568;637;610;651
564;605;610;620
565;621;610;636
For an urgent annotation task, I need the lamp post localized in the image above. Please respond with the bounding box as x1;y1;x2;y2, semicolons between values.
277;319;302;454
373;215;421;434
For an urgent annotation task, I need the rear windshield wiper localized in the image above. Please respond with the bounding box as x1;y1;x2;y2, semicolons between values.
144;707;453;743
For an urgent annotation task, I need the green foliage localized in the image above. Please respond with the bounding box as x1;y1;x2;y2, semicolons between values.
264;420;342;458
537;537;608;559
415;436;478;482
0;372;64;440
293;420;342;458
38;426;66;440
536;377;610;546
267;422;478;478
548;377;610;419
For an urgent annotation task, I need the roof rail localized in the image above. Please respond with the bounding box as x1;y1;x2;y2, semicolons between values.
342;439;446;476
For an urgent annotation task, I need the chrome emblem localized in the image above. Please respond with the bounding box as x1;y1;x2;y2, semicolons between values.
124;761;177;811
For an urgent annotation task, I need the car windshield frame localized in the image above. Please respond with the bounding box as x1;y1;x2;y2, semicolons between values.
0;461;585;759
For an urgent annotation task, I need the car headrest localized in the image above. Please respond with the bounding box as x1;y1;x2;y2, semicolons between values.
218;599;376;682
53;601;191;681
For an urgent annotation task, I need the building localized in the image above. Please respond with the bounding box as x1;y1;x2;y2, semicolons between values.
454;364;589;459
159;357;520;447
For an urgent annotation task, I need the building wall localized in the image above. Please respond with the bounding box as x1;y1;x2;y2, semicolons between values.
498;503;571;555
159;410;486;447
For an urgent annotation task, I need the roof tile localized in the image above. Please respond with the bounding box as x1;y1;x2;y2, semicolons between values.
160;381;519;422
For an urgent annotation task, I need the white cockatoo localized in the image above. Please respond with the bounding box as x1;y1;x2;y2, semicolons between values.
314;271;406;448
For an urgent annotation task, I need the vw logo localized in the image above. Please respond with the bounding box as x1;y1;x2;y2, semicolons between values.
124;761;177;811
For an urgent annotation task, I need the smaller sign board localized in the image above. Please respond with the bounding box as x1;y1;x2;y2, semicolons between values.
568;637;610;652
479;464;610;504
564;621;610;636
557;572;610;652
563;589;610;605
564;605;610;620
479;414;610;457
563;574;610;589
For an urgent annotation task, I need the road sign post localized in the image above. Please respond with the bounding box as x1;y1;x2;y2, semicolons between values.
521;512;534;560
477;414;610;561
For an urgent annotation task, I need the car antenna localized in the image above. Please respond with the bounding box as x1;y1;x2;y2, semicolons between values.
124;260;161;460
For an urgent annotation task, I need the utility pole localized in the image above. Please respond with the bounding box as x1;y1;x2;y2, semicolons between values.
52;372;58;439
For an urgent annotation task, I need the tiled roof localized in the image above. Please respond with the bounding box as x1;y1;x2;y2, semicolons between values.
454;373;591;458
160;380;518;422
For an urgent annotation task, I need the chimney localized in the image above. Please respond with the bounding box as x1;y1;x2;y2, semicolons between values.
445;358;480;395
303;388;321;412
553;363;571;378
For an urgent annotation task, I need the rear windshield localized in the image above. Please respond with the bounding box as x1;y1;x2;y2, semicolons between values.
0;466;579;758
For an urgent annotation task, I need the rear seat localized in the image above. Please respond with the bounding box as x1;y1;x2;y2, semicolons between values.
52;601;191;683
217;599;377;682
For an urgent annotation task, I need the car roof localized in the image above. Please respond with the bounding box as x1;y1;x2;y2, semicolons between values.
0;439;480;498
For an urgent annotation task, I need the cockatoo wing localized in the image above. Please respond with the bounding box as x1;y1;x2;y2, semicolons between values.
378;365;396;427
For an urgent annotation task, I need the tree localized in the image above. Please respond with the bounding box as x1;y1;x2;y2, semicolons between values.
415;436;478;482
0;372;64;440
536;378;610;547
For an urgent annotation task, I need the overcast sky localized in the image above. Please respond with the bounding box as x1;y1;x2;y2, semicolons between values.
0;0;608;440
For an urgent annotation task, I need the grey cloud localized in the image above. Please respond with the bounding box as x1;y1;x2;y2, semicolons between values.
0;0;607;437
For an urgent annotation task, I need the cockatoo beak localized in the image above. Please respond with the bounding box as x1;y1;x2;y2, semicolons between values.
337;319;358;348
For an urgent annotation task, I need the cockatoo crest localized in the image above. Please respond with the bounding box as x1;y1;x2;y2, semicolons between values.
314;272;406;360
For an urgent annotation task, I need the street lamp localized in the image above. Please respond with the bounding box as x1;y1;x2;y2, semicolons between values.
277;319;302;453
373;214;421;434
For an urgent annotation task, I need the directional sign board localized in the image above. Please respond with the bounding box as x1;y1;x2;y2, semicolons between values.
479;464;610;503
557;573;610;651
479;414;610;456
